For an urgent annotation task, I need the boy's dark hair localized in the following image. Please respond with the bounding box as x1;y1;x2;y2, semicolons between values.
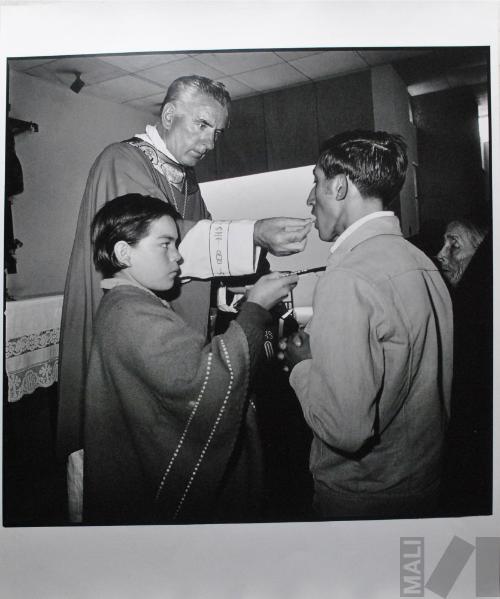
91;194;179;277
318;130;408;207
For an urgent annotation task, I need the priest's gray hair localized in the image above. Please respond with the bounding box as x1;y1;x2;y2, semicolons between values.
161;75;231;113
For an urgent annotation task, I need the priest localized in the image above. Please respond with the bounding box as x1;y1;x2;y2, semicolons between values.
58;75;313;521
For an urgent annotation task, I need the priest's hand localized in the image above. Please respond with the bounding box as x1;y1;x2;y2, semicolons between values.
254;217;314;256
277;330;311;372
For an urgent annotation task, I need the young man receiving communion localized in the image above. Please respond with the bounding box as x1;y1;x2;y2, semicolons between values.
282;130;453;520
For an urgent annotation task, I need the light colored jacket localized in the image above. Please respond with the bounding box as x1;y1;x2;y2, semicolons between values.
290;215;453;502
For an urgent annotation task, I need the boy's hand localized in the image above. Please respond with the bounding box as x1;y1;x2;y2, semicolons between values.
246;271;298;311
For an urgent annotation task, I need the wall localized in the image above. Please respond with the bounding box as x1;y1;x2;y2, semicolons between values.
6;70;151;297
197;69;374;183
371;64;419;237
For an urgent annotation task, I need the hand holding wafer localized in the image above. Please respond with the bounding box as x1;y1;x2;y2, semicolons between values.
253;217;315;256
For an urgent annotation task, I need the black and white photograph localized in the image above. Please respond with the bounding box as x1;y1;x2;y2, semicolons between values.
1;2;498;598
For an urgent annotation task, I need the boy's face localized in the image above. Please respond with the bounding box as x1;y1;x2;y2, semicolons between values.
126;215;181;291
306;166;346;242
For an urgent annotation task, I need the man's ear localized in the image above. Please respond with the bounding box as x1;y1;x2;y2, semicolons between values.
161;102;176;130
113;240;132;268
332;174;348;201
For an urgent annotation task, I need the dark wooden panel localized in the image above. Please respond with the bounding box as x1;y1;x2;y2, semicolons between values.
216;95;267;180
316;70;374;145
411;87;486;225
264;83;318;171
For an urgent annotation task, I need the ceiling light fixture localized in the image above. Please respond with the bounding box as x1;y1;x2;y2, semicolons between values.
70;73;85;94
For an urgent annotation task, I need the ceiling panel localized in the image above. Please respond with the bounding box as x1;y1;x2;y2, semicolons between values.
26;56;129;86
234;62;309;92
8;48;489;117
275;50;324;61
291;50;367;79
84;74;165;103
99;53;187;72
216;76;259;99
138;56;225;86
357;49;432;66
9;57;57;71
195;51;283;75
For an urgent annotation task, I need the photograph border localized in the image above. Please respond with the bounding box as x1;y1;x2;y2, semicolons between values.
0;2;498;598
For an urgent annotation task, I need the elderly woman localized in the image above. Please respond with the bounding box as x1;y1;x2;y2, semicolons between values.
436;219;487;287
437;218;492;516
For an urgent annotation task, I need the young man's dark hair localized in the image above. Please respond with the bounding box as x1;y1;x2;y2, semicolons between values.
91;194;180;277
318;130;408;206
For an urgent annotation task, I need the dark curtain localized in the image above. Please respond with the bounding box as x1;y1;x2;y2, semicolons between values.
5;119;24;274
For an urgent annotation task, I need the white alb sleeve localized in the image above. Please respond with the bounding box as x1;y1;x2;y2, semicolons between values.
178;220;261;279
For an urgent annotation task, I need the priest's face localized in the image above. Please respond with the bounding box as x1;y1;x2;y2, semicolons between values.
162;92;228;167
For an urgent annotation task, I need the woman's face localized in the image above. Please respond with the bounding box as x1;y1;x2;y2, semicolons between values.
437;223;478;287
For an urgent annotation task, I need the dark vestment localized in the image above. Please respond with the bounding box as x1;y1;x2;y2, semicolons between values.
440;232;493;515
84;284;270;525
5;121;24;274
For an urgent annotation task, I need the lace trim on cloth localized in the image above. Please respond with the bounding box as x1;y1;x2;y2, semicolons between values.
6;327;59;358
8;358;59;402
6;326;60;401
126;137;199;195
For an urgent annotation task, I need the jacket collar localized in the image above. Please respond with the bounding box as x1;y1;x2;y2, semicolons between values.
327;215;403;266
